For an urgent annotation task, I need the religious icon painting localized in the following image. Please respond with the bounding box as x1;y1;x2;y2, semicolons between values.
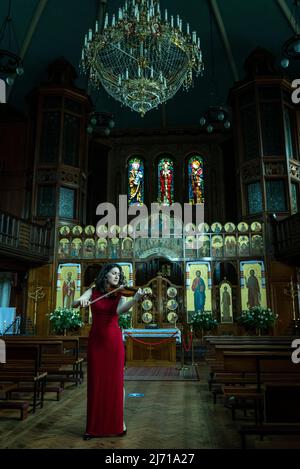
167;286;177;298
224;222;236;233
219;281;233;324
58;238;70;259
184;222;197;235
240;260;267;311
70;238;82;258
211;235;224;257
250;221;262;232
109;237;120;259
56;263;81;309
96;238;107;258
83;238;95;258
188;155;204;205
96;224;108;238
142;312;153;324
72;225;83;236
109;225;121;235
211;222;223;234
167;312;178;324
84;225;95;236
198;235;210;257
251;235;263;256
237;221;249;233
167;299;178;311
186;261;212;323
238;235;250;256
185;236;197;255
59;225;70;236
121;237;133;257
224;236;237;257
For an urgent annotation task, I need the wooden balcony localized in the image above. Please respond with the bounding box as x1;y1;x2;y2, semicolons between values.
272;213;300;264
0;211;53;263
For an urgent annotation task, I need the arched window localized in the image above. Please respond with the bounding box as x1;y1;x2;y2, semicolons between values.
128;157;144;205
157;157;174;206
188;155;204;204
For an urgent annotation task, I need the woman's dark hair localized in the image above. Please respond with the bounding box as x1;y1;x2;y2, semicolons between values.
95;263;125;292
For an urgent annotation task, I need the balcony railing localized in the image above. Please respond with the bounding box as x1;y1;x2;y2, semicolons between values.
0;211;53;261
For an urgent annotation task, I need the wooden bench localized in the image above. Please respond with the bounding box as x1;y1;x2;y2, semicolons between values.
0;400;30;420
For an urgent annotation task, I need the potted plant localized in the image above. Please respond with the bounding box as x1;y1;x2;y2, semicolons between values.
237;306;278;335
190;311;218;341
49;307;84;335
118;312;132;330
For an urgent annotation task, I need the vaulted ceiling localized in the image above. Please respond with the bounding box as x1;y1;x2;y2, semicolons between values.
1;0;300;129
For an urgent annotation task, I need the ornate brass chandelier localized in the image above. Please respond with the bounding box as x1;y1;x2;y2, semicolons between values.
80;0;204;117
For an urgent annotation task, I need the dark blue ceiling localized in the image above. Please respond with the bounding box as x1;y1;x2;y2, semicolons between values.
1;0;299;129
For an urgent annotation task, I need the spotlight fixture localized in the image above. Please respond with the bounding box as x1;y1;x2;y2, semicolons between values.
199;106;231;133
87;111;115;136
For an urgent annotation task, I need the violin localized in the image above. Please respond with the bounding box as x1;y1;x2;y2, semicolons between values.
107;285;139;297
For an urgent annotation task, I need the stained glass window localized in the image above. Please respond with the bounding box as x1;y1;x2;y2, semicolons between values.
266;180;287;212
157;157;174;206
59;187;76;219
188;156;204;204
128;157;144;205
247;182;263;214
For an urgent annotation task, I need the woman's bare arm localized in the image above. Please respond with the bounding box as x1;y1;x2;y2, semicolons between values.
72;288;92;308
117;289;144;315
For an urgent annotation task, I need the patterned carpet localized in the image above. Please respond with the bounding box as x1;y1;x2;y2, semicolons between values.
124;365;199;381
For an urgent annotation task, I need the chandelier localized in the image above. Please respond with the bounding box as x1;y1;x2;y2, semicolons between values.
80;0;204;117
0;0;24;86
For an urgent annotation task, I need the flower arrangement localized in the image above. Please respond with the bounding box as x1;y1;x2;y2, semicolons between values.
49;307;84;334
190;311;218;331
237;306;278;333
118;312;132;329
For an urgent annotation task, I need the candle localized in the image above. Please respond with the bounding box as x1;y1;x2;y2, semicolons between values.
165;9;168;22
95;20;99;33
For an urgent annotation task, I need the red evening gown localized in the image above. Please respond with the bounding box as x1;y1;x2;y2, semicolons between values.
85;289;124;436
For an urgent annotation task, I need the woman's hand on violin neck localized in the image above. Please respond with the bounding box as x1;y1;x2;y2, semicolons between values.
80;298;91;307
134;288;144;301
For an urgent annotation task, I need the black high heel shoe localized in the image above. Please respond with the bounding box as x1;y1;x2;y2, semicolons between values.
82;433;94;441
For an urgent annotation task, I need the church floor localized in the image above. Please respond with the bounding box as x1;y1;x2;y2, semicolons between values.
0;363;299;449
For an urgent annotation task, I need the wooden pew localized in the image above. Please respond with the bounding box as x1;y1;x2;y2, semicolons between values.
0;344;47;413
4;337;83;387
239;383;300;448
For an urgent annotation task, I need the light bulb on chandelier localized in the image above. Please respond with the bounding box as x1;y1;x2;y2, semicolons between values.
79;0;204;117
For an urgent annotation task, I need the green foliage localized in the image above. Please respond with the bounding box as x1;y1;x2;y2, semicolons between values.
118;312;132;329
49;308;83;334
190;311;218;331
237;306;278;332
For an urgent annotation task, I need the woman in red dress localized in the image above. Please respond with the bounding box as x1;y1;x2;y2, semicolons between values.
74;263;143;439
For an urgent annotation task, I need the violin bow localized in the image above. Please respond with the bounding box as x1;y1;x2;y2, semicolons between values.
87;284;126;306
